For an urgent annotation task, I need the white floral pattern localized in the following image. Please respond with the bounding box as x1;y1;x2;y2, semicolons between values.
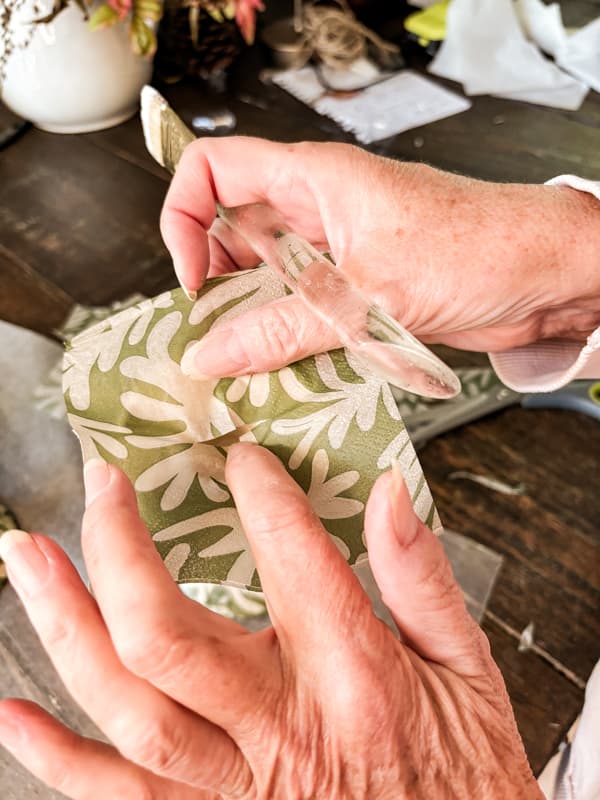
307;450;363;520
187;268;286;329
128;292;174;345
226;373;271;408
64;268;441;591
154;508;257;587
272;352;400;469
68;413;132;460
376;429;412;471
181;583;267;621
120;311;244;509
63;294;174;412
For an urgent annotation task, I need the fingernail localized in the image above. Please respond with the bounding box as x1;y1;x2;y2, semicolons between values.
0;530;49;597
83;459;112;507
0;713;24;752
180;341;216;380
390;459;404;502
389;461;420;547
173;260;198;302
180;329;249;380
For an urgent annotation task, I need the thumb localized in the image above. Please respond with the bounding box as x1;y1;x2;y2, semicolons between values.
364;466;491;678
181;294;340;379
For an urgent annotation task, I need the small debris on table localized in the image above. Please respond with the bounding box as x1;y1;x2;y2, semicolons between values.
518;622;536;653
448;470;526;496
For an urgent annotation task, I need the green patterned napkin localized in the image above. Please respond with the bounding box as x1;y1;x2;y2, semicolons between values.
63;268;441;591
0;503;19;588
35;295;147;419
0;504;18;534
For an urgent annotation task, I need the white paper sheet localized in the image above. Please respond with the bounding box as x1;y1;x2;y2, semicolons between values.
273;68;471;144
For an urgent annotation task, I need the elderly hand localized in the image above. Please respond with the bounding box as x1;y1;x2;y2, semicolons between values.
0;444;541;799
161;138;600;381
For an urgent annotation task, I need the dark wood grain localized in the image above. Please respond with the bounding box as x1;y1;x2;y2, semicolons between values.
420;405;600;682
378;93;600;182
483;617;584;776
0;127;175;309
0;244;74;337
1;2;600;793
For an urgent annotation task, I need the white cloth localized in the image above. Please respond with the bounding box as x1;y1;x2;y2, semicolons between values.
428;0;591;110
516;1;600;95
489;176;600;393
549;661;600;800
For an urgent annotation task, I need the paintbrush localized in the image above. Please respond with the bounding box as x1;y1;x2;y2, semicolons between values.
140;85;460;399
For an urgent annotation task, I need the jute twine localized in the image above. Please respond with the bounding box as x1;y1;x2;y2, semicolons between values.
301;0;399;70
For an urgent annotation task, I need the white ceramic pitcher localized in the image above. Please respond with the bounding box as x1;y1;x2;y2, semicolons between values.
1;1;154;133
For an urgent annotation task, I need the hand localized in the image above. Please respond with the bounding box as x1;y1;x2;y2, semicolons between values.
0;444;541;799
160;138;600;380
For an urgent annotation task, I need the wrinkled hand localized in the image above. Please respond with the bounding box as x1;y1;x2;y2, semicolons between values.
0;444;540;799
161;138;600;380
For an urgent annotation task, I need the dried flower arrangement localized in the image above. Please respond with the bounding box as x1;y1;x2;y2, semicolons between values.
1;0;263;87
155;0;263;82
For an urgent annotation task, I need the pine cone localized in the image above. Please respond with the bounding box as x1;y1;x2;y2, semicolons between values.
155;6;243;83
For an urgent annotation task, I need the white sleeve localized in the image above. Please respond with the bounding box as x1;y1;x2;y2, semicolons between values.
489;176;600;393
551;661;600;800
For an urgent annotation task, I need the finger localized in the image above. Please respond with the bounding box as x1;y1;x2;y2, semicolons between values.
80;461;270;734
159;137;281;296
364;467;493;678
206;223;329;279
208;218;262;276
160;137;327;296
225;444;372;650
0;700;213;800
0;529;249;793
207;232;244;278
181;295;340;379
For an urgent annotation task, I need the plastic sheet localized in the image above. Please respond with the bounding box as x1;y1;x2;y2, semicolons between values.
441;529;503;623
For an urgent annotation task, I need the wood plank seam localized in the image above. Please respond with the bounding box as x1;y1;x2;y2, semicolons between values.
86;137;170;184
0;241;75;310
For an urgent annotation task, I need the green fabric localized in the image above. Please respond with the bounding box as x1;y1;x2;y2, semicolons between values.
0;503;18;534
35;295;147;420
63;268;441;591
181;583;268;623
0;503;18;588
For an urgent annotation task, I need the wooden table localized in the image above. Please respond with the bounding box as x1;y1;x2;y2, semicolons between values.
1;19;600;797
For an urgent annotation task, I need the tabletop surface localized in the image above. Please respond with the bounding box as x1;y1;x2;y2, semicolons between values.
1;6;600;795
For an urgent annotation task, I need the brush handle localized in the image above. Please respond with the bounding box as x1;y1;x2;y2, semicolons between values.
159;106;196;174
218;203;460;398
